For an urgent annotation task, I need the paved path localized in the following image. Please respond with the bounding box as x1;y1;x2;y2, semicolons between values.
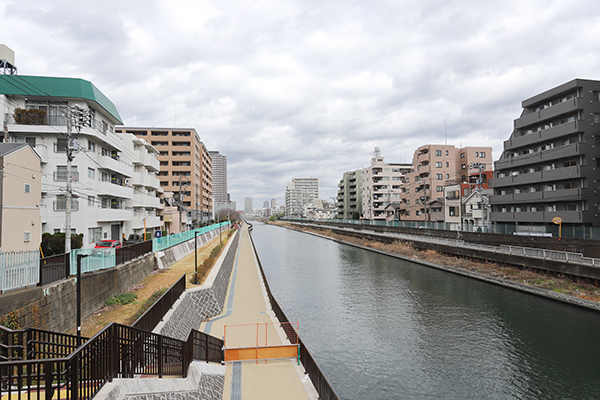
200;223;317;400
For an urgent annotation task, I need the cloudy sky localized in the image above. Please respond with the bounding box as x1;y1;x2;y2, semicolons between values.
3;0;600;208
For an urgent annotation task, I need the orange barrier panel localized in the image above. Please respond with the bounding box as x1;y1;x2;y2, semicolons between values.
224;322;300;363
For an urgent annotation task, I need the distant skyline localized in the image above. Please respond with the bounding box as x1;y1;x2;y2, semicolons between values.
4;0;600;206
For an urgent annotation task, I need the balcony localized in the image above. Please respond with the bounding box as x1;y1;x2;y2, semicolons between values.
133;193;162;208
495;143;581;170
96;181;133;198
504;121;579;152
542;165;580;181
515;98;580;130
99;154;132;177
96;207;133;222
132;214;161;230
132;172;159;188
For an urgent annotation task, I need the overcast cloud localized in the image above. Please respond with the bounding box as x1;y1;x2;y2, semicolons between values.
3;0;600;207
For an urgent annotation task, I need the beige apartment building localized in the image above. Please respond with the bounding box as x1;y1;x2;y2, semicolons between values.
118;127;213;225
402;144;492;222
0;144;42;251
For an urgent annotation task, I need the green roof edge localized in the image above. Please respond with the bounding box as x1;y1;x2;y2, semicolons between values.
0;75;123;124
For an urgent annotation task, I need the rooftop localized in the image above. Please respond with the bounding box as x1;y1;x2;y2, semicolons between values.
0;75;122;124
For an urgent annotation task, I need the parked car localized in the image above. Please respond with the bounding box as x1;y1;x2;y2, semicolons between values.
123;234;143;246
95;240;122;249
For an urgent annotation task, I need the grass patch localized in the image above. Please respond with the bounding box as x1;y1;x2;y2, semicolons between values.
105;292;137;306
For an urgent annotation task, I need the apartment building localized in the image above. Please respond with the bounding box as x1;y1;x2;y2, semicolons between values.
490;78;600;230
402;144;492;222
285;178;319;218
0;74;142;246
361;148;412;222
336;169;363;220
209;151;228;212
0;143;41;251
118;127;213;225
119;133;163;238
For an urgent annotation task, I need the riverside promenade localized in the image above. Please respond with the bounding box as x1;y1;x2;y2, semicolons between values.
200;223;318;400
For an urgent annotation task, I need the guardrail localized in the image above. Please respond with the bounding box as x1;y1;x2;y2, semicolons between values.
301;221;600;268
0;322;224;400
39;253;70;286
247;225;340;400
1;222;233;293
0;251;39;293
131;274;186;333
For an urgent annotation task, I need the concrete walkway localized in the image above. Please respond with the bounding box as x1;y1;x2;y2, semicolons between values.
200;224;317;400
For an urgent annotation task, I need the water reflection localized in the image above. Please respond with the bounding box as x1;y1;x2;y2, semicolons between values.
251;223;600;399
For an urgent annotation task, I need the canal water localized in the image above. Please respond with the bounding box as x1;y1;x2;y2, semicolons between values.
250;223;600;400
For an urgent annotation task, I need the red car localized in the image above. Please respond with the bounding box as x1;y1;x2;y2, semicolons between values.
95;240;122;249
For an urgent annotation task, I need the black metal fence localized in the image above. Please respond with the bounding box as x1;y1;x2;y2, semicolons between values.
39;252;70;286
0;325;86;362
247;229;340;400
116;240;153;266
131;274;187;332
0;322;224;399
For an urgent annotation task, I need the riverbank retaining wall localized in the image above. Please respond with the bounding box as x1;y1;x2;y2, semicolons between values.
293;220;600;258
0;226;232;333
156;230;239;341
286;220;600;285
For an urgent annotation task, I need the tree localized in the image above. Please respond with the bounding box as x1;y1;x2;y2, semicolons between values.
41;232;84;256
352;211;360;220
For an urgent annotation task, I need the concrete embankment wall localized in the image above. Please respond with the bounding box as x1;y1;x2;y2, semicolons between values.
0;225;233;333
156;229;239;340
297;220;600;258
289;220;600;284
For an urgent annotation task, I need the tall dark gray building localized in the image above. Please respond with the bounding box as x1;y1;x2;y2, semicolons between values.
490;78;600;230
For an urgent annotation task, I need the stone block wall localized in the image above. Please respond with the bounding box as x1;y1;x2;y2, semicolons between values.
0;254;155;333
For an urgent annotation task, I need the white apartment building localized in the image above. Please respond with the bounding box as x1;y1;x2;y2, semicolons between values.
362;148;412;222
285;178;319;218
0;74;162;247
120;133;163;239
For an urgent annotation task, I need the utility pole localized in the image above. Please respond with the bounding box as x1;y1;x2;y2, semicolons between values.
2;113;7;143
65;116;73;254
64;106;88;253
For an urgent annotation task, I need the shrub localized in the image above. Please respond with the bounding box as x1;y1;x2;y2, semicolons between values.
105;292;137;306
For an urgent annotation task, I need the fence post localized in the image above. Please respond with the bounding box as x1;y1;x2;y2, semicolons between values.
158;335;163;378
70;355;79;400
66;253;70;279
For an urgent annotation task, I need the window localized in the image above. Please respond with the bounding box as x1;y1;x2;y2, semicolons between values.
55;138;68;152
88;168;95;179
25;137;36;147
405;188;410;194
24;184;30;193
55;196;79;211
446;174;450;179
475;152;479;157
88;196;95;206
24;232;31;242
160;161;169;166
436;174;443;180
479;152;486;158
436;186;443;192
88;141;96;152
461;164;466;169
436;162;442;168
460;153;465;158
55;166;78;182
88;227;102;243
594;91;600;101
445;150;449;156
566;204;578;211
435;150;442;156
449;206;456;216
